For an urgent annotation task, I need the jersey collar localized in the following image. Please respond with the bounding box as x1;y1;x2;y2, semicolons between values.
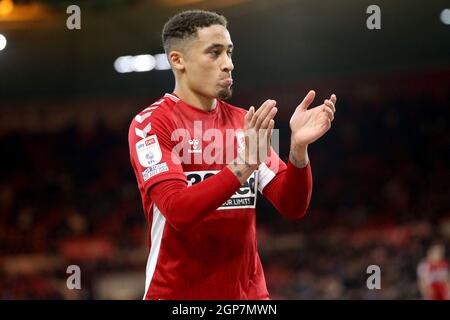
166;92;218;112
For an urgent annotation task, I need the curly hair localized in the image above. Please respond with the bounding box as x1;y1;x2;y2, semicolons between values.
162;10;228;53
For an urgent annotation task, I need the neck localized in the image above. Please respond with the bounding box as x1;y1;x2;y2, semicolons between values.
173;83;216;112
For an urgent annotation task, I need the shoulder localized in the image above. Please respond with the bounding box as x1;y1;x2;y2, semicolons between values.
129;94;179;138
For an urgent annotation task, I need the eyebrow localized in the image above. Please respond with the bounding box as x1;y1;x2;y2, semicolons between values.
205;43;234;51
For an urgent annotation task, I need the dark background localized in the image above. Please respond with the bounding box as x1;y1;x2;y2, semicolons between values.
0;0;449;299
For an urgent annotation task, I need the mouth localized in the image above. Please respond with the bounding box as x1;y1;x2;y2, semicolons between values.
219;77;233;86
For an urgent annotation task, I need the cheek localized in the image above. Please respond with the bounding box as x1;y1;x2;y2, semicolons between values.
190;61;216;83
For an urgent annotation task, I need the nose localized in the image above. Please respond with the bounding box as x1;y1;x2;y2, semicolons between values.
221;55;234;73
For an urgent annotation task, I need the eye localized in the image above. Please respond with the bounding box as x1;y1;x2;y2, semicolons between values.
227;50;233;57
209;50;220;57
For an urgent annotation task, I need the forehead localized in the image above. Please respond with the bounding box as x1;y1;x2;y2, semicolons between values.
193;24;233;48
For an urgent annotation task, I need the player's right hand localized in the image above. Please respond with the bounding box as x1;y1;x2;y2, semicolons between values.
243;99;277;166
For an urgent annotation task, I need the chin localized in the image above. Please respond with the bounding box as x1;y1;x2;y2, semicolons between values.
217;87;233;100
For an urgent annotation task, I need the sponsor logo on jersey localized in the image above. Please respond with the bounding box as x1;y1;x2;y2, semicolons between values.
145;138;156;146
142;162;169;181
136;134;162;167
188;138;202;153
185;170;258;209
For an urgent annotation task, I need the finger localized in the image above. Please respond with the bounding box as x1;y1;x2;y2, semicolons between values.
255;100;276;130
259;106;278;130
320;117;331;134
323;105;334;121
266;119;275;141
262;119;275;143
322;117;331;131
257;118;275;164
250;100;272;128
244;106;255;124
298;90;316;110
268;119;275;133
244;107;254;131
330;94;337;105
257;100;276;123
324;100;335;113
267;119;274;156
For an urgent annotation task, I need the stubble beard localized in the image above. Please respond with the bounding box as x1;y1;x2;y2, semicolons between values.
218;87;233;100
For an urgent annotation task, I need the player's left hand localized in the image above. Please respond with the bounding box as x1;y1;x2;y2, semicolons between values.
289;90;336;147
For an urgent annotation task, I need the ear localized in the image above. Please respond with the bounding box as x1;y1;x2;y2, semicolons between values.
168;51;185;72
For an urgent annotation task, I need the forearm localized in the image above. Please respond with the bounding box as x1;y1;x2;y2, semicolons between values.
263;160;313;219
289;139;309;168
150;166;241;232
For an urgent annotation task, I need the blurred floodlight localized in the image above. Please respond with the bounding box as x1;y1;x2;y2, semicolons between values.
114;55;134;73
154;53;171;70
132;54;156;72
114;53;169;73
0;34;6;51
0;0;14;16
440;9;450;25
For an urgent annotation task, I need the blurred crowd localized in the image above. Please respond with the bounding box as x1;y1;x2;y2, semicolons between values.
0;76;449;299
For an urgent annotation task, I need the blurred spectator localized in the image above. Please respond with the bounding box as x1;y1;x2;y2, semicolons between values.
417;243;450;300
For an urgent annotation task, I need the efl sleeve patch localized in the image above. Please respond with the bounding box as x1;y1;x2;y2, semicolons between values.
136;134;163;167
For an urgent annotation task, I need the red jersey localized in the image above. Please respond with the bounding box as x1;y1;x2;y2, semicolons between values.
128;93;312;300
